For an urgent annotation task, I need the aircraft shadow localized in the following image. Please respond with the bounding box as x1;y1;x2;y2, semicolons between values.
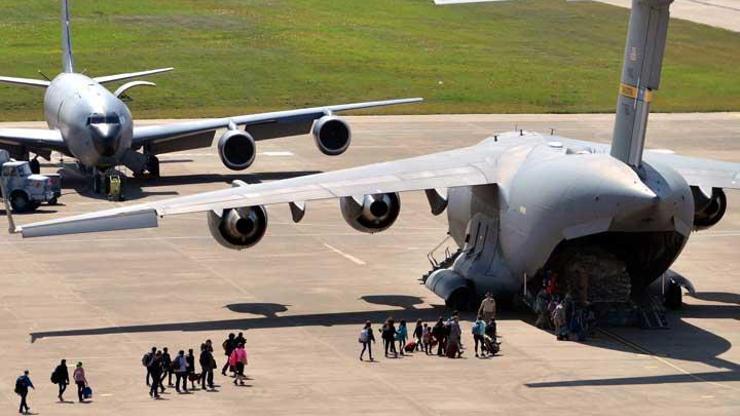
525;370;740;388
29;296;525;343
56;170;322;202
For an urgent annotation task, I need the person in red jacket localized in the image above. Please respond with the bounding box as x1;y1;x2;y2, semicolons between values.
229;343;248;386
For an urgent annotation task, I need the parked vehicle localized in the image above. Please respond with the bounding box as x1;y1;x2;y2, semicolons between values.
0;150;61;212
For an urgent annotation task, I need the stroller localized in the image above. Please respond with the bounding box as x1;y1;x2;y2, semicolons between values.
482;334;501;356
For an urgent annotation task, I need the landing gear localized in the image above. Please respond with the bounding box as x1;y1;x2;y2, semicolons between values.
145;154;160;177
29;158;40;174
664;278;683;310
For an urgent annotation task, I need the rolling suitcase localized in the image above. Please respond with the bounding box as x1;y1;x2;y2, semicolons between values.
404;341;416;353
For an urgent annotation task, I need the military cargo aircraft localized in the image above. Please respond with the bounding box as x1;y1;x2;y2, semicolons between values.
14;0;740;311
0;0;420;191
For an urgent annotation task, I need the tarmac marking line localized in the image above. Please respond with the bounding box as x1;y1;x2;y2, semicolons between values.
323;243;366;265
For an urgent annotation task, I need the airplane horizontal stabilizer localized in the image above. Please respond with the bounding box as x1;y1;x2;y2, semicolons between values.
93;68;174;85
0;76;51;88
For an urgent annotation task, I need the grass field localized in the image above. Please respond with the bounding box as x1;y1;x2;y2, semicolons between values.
0;0;738;120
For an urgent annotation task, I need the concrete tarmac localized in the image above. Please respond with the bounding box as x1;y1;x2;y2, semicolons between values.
0;114;738;415
594;0;740;32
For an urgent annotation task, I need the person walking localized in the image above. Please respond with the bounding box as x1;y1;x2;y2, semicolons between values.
186;349;197;390
358;321;376;361
381;319;397;358
472;316;486;357
15;370;34;415
73;362;88;403
229;343;248;386
432;318;446;356
221;333;236;376
199;343;216;390
161;347;173;388
173;350;189;393
447;315;463;358
143;346;156;386
413;319;423;352
396;320;409;356
422;323;432;355
146;351;163;398
52;359;70;402
478;292;497;322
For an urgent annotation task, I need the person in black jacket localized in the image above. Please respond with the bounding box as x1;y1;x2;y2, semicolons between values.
432;318;446;356
380;319;397;358
186;349;197;390
221;333;236;376
147;351;164;399
199;343;215;390
143;346;156;386
160;347;173;388
53;359;70;402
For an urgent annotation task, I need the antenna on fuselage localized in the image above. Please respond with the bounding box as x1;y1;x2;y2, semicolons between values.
37;71;51;81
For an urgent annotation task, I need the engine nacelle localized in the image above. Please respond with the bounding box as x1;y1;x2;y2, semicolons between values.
312;115;351;156
207;206;268;250
692;186;727;230
218;129;256;171
340;193;400;233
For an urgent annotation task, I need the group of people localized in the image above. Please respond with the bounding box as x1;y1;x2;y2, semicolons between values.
533;274;597;341
358;292;501;361
142;332;249;399
14;360;89;414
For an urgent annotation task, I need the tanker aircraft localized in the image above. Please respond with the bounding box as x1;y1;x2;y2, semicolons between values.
0;0;420;191
14;0;740;312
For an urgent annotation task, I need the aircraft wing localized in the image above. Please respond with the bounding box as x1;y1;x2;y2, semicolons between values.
0;128;67;158
644;151;740;190
18;140;503;238
131;98;422;154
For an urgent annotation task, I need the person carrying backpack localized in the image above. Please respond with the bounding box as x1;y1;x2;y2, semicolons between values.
147;351;164;399
142;346;156;386
51;359;70;402
15;370;34;415
199;343;216;390
358;321;376;361
221;333;236;376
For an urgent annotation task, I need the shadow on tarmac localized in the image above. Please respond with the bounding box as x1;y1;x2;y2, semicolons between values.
57;169;323;202
28;295;739;388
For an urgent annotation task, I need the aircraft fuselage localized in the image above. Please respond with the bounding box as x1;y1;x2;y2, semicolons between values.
436;132;693;300
43;73;133;169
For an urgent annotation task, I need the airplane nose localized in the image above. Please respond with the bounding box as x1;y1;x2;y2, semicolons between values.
90;123;122;157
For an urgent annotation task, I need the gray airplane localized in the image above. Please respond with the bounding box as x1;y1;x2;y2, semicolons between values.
14;0;740;312
0;0;420;191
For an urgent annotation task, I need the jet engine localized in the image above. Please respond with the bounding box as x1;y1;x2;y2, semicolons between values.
218;129;256;171
340;193;400;233
207;206;268;250
692;187;727;230
312;115;351;156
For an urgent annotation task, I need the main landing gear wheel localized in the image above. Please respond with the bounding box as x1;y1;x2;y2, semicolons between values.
664;279;683;310
146;155;160;177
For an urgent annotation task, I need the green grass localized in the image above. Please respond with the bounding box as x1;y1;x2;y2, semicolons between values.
0;0;738;120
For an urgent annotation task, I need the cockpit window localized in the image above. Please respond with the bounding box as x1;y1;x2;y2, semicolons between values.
87;114;119;125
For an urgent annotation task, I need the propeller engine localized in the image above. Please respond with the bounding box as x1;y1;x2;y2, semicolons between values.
218;128;256;171
340;193;400;233
692;187;727;230
312;115;351;156
207;206;268;250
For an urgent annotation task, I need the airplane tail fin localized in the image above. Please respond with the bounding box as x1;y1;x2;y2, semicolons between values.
61;0;75;73
610;0;672;169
